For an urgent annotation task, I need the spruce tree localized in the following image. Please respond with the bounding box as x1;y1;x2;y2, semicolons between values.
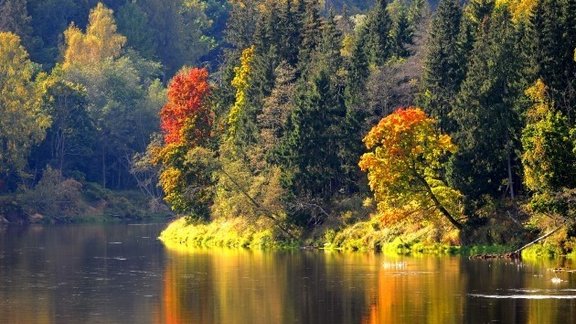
298;0;322;73
365;0;392;66
450;8;522;205
419;0;462;132
529;0;576;120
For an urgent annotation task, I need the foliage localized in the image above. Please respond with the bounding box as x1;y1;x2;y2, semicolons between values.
161;67;212;145
359;107;463;229
226;46;255;146
0;32;50;188
521;80;576;192
449;7;523;205
159;217;297;249
153;67;216;219
419;0;462;132
62;3;126;70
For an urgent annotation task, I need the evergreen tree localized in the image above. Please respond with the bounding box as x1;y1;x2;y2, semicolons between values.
278;0;302;67
390;6;412;58
0;0;32;47
364;0;392;66
529;0;576;120
419;0;462;132
298;0;322;72
450;8;522;205
278;69;346;226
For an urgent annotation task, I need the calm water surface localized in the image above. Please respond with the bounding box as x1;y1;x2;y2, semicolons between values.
1;224;576;323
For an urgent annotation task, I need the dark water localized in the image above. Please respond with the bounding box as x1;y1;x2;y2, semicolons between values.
1;224;576;323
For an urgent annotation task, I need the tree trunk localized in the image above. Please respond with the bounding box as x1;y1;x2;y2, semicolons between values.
414;171;463;230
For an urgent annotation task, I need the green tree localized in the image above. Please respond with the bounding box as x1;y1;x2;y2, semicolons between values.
139;0;213;77
521;79;576;192
0;32;50;189
529;0;576;120
278;68;346;226
419;0;462;132
29;68;95;176
364;0;392;66
116;2;157;60
450;8;522;204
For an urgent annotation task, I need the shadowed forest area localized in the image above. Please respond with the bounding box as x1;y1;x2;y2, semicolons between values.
1;0;575;256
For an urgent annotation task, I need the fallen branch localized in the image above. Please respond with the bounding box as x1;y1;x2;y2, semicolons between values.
512;221;567;256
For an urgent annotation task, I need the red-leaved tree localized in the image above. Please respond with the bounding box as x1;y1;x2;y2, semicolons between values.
160;67;212;145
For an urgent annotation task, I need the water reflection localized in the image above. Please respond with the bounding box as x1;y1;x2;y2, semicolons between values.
2;224;576;323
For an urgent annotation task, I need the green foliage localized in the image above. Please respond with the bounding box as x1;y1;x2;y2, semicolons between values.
521;80;576;192
20;166;84;222
449;7;522;204
528;0;576;119
159;217;298;249
419;0;462;132
0;32;50;188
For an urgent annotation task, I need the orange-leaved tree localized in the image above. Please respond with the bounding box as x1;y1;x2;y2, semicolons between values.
160;67;212;145
154;67;216;218
359;107;464;230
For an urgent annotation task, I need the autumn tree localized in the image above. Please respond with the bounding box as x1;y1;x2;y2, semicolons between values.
0;32;50;190
62;2;126;70
61;3;164;188
359;107;463;230
154;67;216;218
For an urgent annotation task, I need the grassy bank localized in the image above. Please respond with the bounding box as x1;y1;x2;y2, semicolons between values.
159;216;521;256
159;217;299;249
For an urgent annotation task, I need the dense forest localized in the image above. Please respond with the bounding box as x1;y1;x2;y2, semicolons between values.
1;0;575;253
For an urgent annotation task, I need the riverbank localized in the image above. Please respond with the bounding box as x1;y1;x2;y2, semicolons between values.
0;181;173;225
159;206;576;258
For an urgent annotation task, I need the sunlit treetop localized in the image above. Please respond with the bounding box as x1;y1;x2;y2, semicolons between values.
62;2;126;69
160;67;212;145
359;107;463;229
495;0;537;23
227;46;254;141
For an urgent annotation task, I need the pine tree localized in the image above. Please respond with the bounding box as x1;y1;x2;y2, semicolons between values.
277;0;301;67
390;6;412;58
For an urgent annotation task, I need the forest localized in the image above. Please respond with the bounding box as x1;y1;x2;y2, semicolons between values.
1;0;575;254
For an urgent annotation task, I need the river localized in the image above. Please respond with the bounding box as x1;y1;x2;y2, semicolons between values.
1;223;576;323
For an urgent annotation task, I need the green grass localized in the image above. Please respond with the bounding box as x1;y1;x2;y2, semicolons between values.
159;217;299;250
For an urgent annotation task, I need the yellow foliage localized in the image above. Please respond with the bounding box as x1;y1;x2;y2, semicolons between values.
0;32;51;175
62;3;126;69
495;0;537;23
227;46;255;140
359;107;463;229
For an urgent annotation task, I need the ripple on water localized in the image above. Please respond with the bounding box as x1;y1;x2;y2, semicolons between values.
469;292;576;299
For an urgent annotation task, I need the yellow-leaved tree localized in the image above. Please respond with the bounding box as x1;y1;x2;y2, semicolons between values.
62;2;126;69
359;107;464;230
0;32;50;184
